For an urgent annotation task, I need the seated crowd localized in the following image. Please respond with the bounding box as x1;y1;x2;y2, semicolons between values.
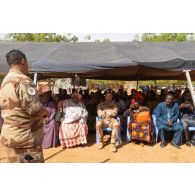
1;84;195;153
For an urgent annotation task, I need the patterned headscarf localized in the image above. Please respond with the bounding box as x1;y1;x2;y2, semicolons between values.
37;83;51;95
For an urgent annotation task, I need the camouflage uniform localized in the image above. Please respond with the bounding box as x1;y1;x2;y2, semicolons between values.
0;70;44;163
96;101;119;144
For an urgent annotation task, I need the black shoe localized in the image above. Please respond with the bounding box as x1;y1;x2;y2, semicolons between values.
160;142;166;148
80;144;85;148
191;139;195;146
170;141;181;149
186;140;191;147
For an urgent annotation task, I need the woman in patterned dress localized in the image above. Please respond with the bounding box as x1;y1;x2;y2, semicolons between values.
59;92;88;148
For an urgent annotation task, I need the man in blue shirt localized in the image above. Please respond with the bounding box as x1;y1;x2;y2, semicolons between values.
155;93;183;149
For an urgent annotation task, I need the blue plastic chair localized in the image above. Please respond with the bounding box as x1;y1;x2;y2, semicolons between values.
189;126;195;131
152;115;159;143
182;122;195;141
126;116;131;143
96;116;122;144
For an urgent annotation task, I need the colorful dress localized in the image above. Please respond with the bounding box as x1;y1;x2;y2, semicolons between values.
59;99;88;148
128;108;153;142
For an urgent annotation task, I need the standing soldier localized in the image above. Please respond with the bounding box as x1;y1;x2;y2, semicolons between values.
0;50;49;163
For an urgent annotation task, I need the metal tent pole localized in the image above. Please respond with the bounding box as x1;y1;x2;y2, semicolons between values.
33;72;38;85
136;80;139;90
184;70;195;107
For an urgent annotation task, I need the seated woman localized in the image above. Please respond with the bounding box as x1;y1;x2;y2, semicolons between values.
0;107;3;133
59;92;88;148
40;87;59;149
124;98;153;144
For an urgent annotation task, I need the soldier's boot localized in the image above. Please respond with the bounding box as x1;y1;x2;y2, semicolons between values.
98;141;104;149
111;143;117;152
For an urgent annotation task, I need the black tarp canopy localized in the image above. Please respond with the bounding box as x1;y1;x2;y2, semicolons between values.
0;41;195;80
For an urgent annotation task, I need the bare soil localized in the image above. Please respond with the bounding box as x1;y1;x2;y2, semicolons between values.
1;133;195;163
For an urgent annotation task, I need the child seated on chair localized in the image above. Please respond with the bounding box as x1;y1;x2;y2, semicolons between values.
96;91;119;152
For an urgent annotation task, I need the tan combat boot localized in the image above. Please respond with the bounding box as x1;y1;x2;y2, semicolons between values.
98;141;104;149
111;143;117;152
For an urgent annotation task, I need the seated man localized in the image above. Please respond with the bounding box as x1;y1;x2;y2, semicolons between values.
96;92;119;152
155;93;183;149
180;90;195;146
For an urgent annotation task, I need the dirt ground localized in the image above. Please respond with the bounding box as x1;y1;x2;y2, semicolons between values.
0;133;195;163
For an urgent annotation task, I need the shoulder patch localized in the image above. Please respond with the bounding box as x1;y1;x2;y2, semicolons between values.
27;87;36;96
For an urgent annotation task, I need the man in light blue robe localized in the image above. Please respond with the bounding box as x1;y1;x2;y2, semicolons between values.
155;93;183;149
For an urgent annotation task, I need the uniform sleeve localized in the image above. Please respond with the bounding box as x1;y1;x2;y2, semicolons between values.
16;80;43;116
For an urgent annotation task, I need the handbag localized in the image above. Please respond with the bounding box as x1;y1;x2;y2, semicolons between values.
136;111;151;123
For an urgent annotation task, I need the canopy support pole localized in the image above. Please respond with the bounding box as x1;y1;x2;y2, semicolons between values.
33;72;38;85
184;70;195;107
136;80;139;90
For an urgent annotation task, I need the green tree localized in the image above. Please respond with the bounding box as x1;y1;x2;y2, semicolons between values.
87;79;124;89
95;39;101;43
94;38;110;43
141;33;194;42
5;33;78;42
102;38;110;43
84;34;91;41
132;34;140;42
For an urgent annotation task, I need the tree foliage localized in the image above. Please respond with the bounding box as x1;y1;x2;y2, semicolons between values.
139;80;189;86
5;33;78;42
141;33;194;42
87;79;124;89
102;38;110;43
95;39;101;43
94;38;110;43
84;35;91;41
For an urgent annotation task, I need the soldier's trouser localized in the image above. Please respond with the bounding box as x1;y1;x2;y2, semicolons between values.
96;118;119;144
1;144;44;163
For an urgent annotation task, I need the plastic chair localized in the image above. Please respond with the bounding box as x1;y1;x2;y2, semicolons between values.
126;116;131;143
152;115;180;143
96;116;121;144
182;123;195;141
152;115;159;143
189;126;195;131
